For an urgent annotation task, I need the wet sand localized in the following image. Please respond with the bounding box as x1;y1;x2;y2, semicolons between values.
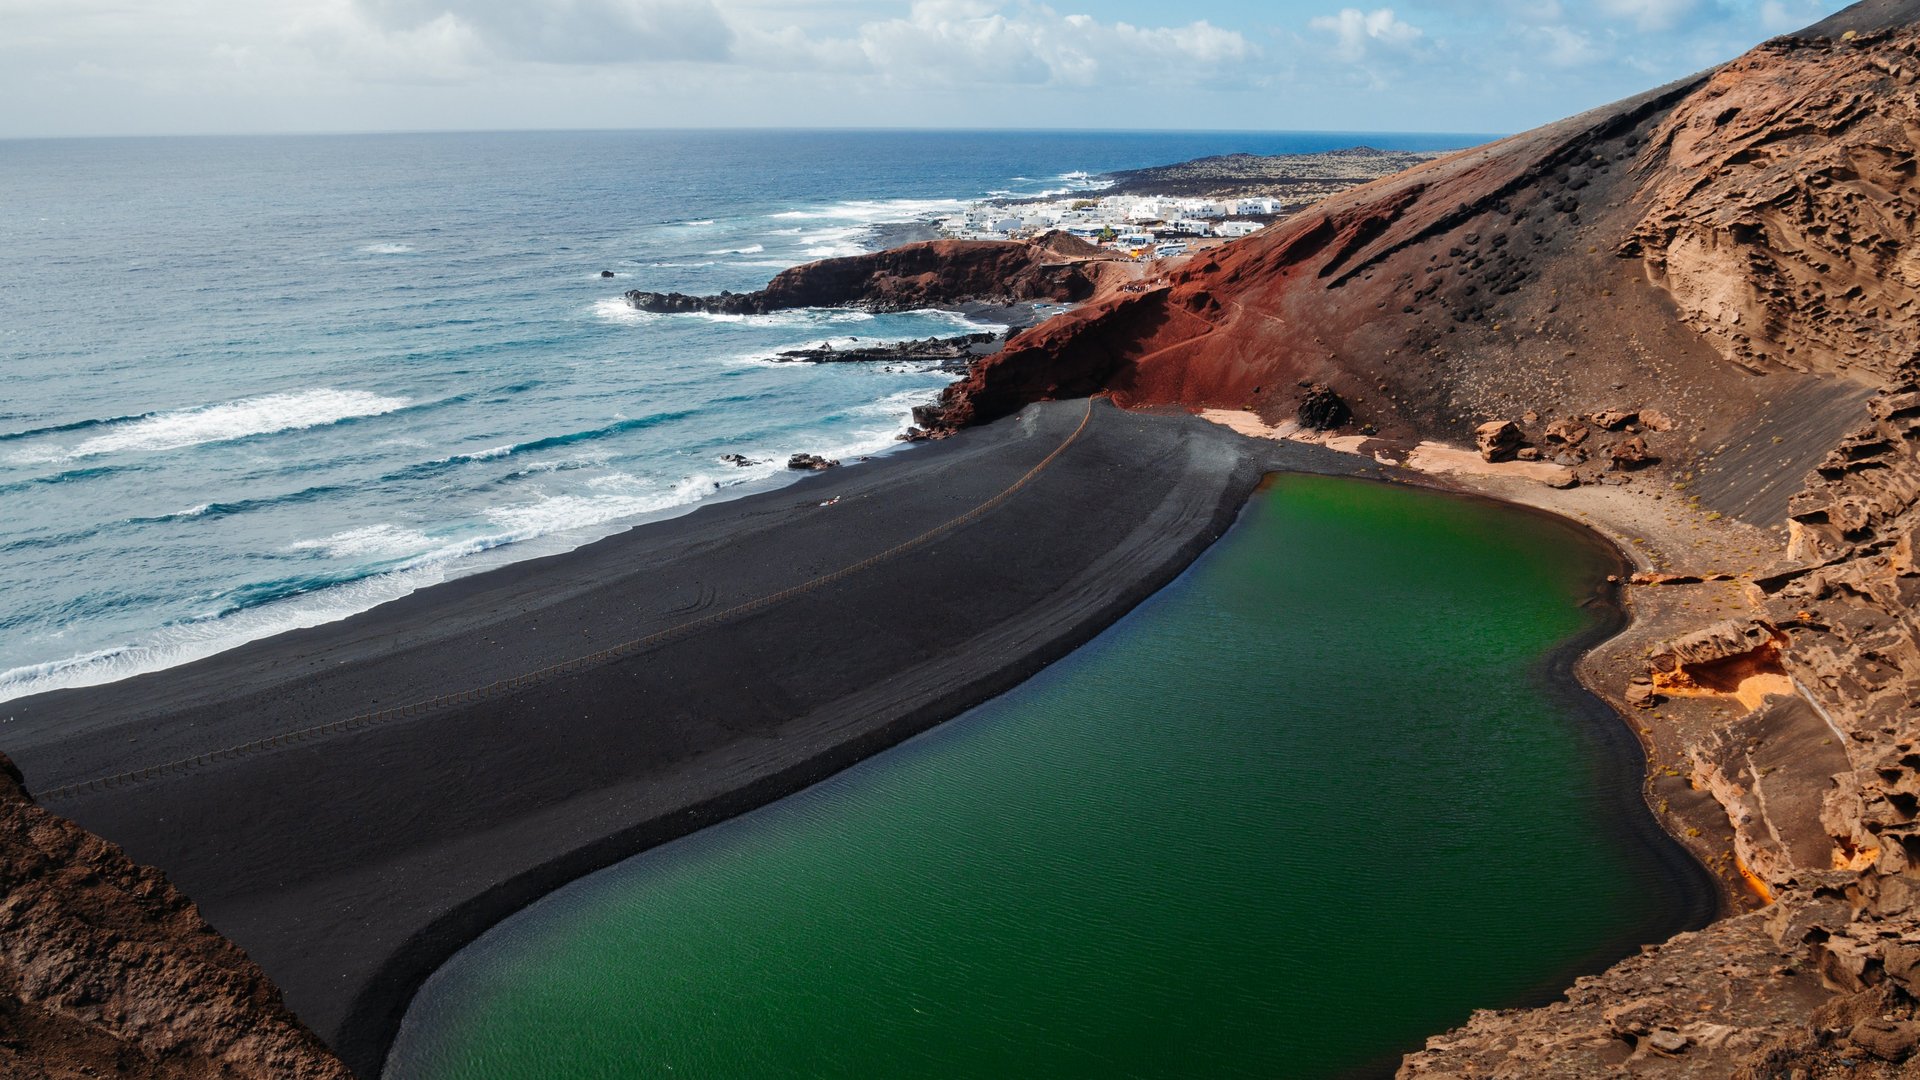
1;400;1373;1077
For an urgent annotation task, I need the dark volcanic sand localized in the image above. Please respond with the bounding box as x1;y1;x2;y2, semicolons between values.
2;401;1376;1078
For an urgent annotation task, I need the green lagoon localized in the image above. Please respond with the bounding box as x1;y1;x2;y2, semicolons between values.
385;474;1707;1080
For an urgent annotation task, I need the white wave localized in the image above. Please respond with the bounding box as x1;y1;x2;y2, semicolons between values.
645;260;718;269
797;224;869;259
834;197;968;218
479;479;713;544
0;565;472;703
699;308;877;327
675;219;716;226
772;197;966;225
362;242;415;254
8;389;411;464
898;307;1010;333
705;244;765;256
444;444;513;464
288;523;439;560
848;386;946;420
171;503;213;519
592;297;657;326
505;450;611;478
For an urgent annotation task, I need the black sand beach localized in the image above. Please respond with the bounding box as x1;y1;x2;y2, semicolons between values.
3;400;1373;1077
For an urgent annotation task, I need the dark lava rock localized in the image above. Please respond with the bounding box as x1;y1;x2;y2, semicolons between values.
787;453;839;472
1609;435;1657;470
1296;383;1351;429
720;454;763;467
772;333;1000;372
600;270;615;278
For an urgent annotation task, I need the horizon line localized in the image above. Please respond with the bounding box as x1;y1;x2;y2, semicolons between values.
0;124;1510;144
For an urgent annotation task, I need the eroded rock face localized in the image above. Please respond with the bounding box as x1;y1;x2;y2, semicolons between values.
1756;379;1920;878
1626;28;1920;380
1400;906;1920;1079
1474;419;1524;462
0;754;349;1080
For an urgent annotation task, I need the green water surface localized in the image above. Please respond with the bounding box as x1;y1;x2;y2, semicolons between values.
385;474;1699;1080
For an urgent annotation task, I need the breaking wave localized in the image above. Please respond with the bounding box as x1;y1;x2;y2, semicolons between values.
4;389;412;464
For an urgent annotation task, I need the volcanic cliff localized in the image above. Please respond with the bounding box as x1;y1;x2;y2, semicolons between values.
625;232;1130;315
0;753;350;1079
918;1;1920;1072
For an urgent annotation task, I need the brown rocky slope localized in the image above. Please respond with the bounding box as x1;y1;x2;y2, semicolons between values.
919;1;1920;1075
0;753;350;1078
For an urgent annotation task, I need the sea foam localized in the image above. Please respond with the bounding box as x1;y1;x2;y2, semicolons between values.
5;390;412;465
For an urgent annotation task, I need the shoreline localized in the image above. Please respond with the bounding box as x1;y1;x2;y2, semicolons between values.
1285;470;1723;1080
1197;410;1792;917
3;401;1379;1078
4;400;1724;1079
385;469;1715;1080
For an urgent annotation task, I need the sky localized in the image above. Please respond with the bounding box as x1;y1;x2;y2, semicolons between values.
0;0;1856;138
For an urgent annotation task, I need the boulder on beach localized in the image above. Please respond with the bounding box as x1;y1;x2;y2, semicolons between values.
1296;383;1351;430
1474;419;1525;463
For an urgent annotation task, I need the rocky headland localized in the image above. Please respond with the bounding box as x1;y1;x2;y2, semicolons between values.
624;232;1135;316
1100;145;1452;206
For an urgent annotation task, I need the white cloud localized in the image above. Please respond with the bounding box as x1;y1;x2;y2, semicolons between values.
840;2;1258;88
1757;0;1830;32
294;2;486;83
1532;24;1605;67
0;0;1861;138
1308;8;1425;63
353;0;735;64
1592;0;1703;31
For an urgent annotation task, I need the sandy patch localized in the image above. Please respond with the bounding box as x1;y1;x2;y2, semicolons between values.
1198;409;1575;485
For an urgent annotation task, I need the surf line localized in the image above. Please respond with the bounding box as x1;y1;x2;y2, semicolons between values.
43;398;1100;803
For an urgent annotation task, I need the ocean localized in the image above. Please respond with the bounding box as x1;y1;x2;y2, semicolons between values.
0;129;1482;702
